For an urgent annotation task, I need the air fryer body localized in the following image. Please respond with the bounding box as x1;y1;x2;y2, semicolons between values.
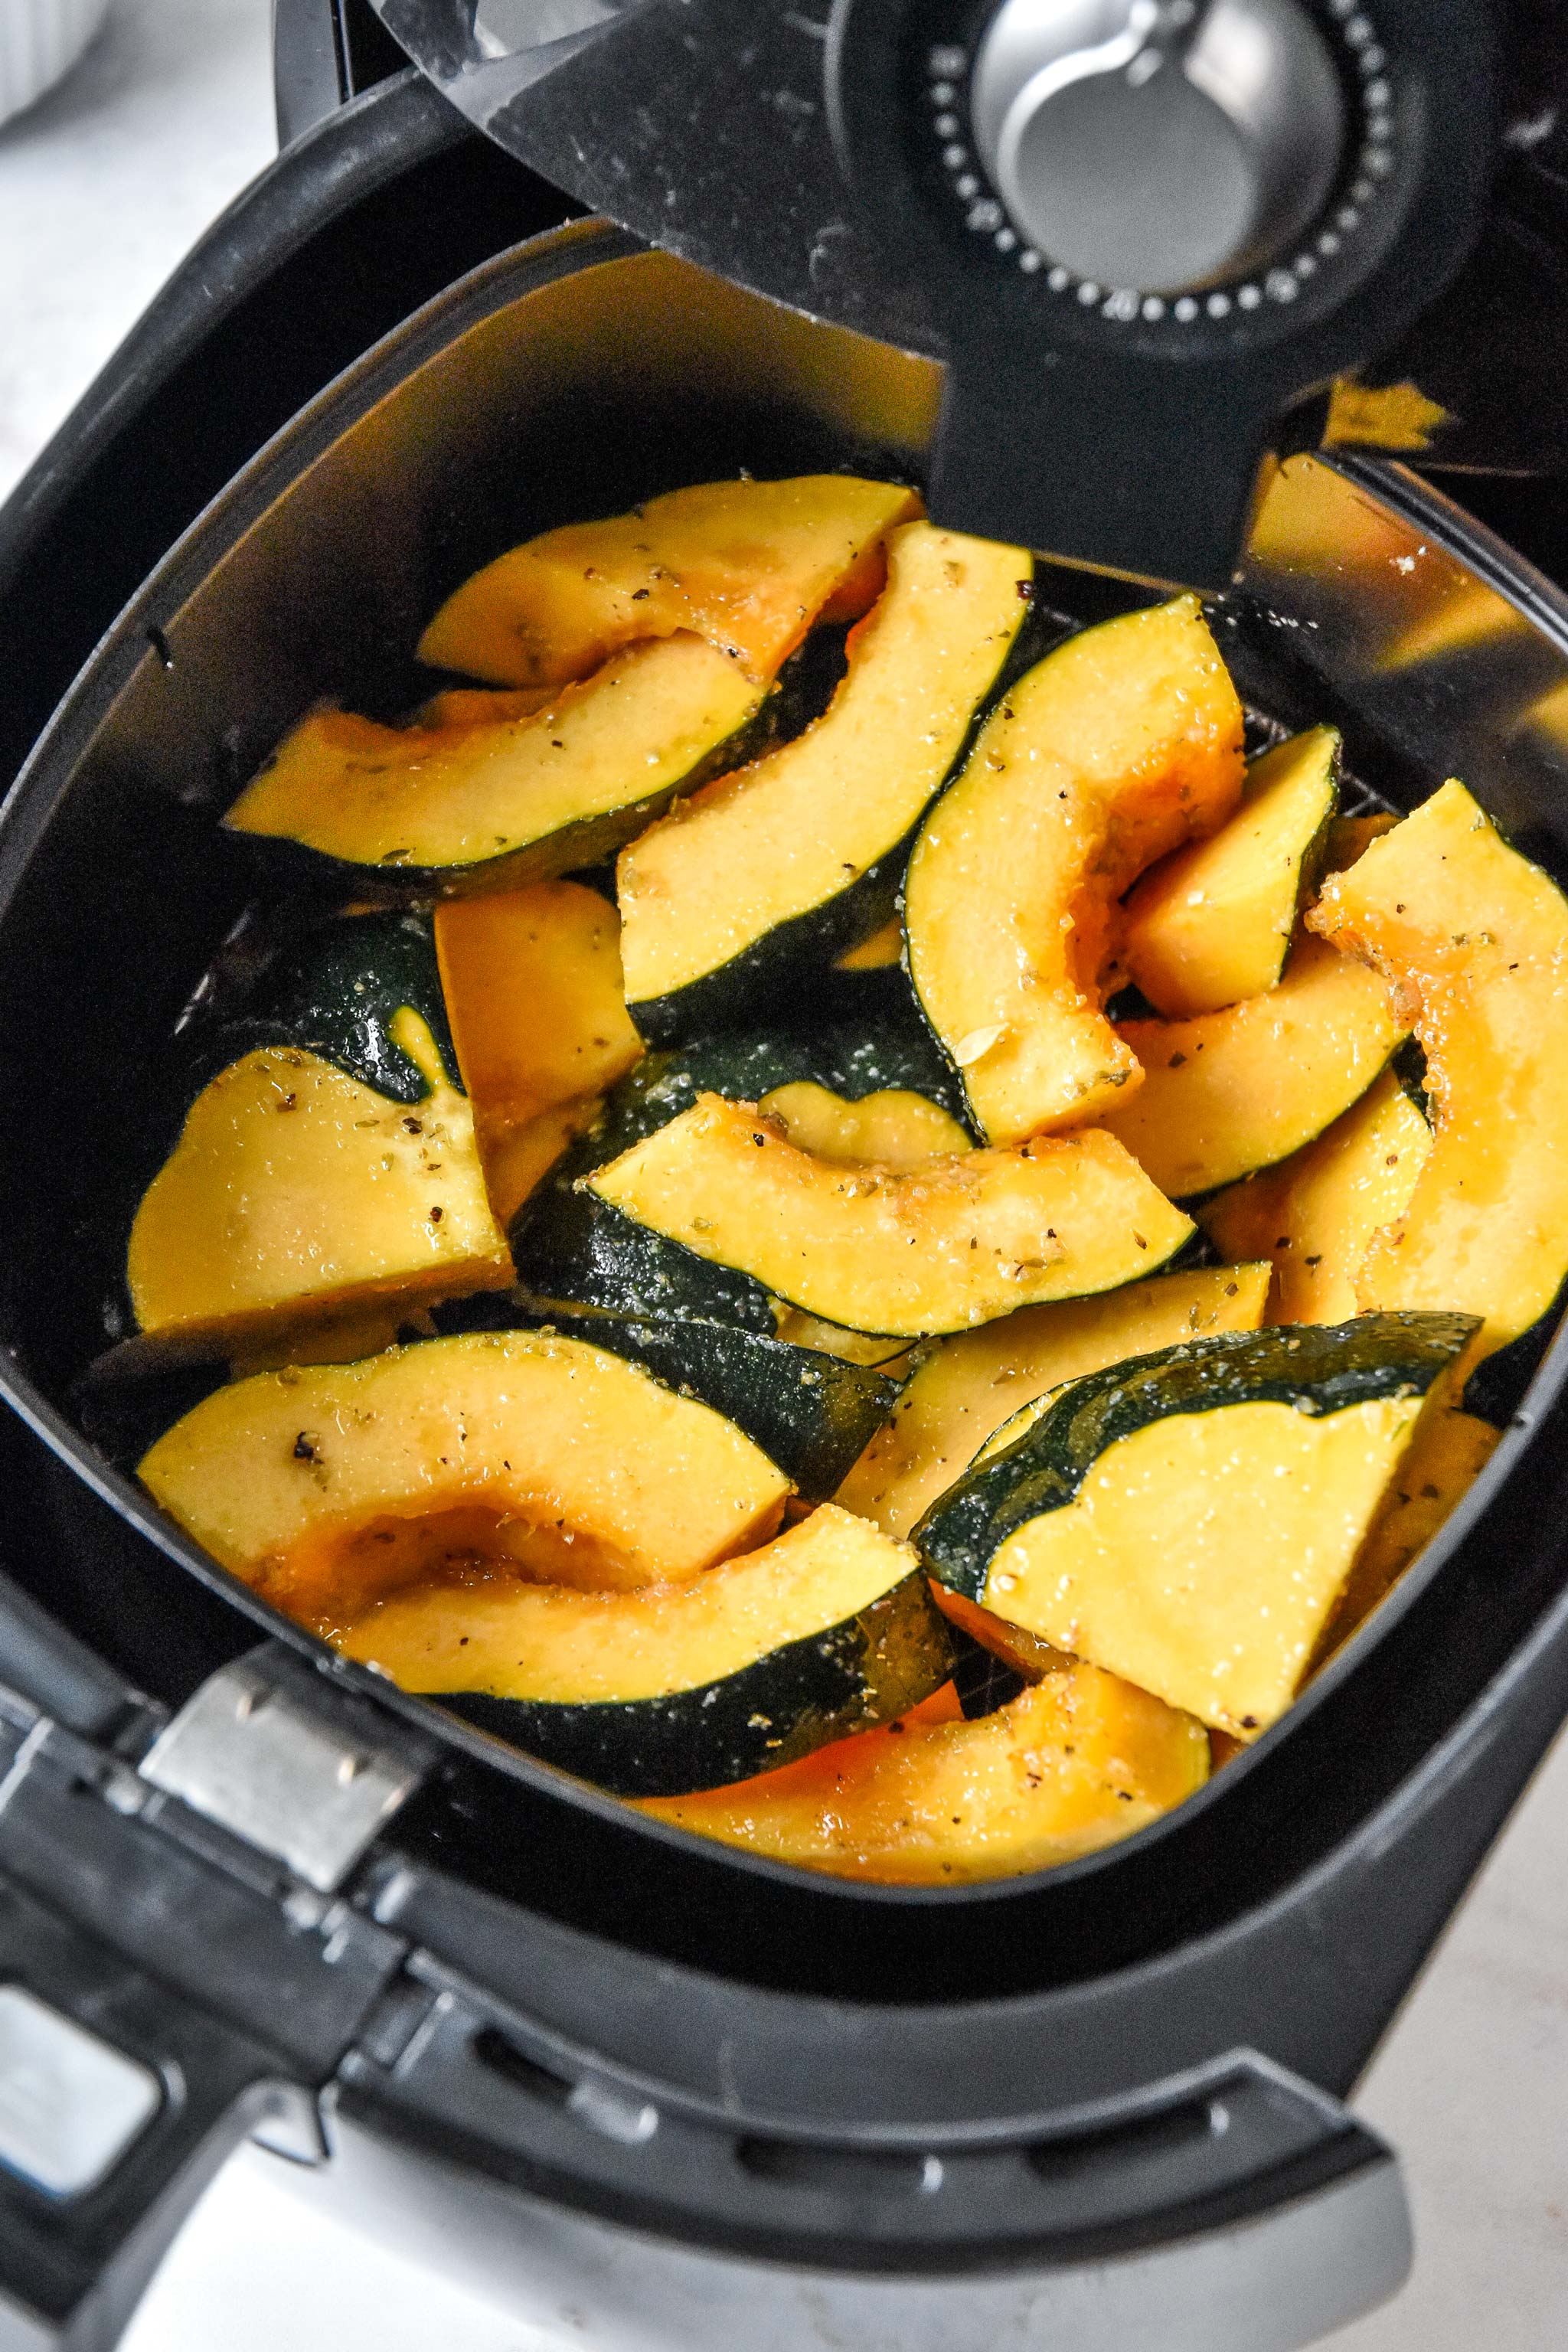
2;57;1568;2352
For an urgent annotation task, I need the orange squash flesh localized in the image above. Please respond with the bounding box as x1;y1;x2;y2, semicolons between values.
434;880;642;1223
637;1664;1209;1884
416;475;922;688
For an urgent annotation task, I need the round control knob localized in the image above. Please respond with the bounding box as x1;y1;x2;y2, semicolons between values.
970;0;1347;295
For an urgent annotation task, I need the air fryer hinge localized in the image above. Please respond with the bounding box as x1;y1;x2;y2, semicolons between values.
139;1652;430;1893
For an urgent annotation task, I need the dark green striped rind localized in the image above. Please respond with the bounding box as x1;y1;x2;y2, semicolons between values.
509;1011;972;1328
182;908;461;1106
915;1312;1480;1601
626;841;917;1046
432;1569;955;1797
433;1295;902;1499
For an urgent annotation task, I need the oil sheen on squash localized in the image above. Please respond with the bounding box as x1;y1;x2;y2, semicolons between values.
637;1664;1209;1883
838;1262;1271;1537
335;1504;954;1797
586;1093;1194;1338
1100;933;1407;1197
616;523;1030;1039
1308;778;1568;1361
915;1314;1476;1737
903;594;1245;1145
434;880;642;1223
138;1331;792;1625
1122;726;1339;1018
416;475;922;688
127;1011;512;1348
224;633;763;889
1198;1069;1431;1325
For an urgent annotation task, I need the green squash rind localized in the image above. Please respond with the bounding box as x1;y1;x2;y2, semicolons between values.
914;1312;1481;1601
432;1568;955;1797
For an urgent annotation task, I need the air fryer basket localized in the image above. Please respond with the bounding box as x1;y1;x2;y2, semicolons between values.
4;201;1568;2351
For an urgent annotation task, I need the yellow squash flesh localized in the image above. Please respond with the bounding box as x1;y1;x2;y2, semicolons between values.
434;880;642;1222
1122;726;1339;1018
616;523;1029;1012
1308;778;1568;1361
139;1332;792;1625
903;594;1245;1144
1198;1069;1431;1325
970;1390;1428;1737
334;1504;916;1704
1312;1407;1501;1668
587;1093;1194;1338
837;1262;1272;1537
224;633;762;881
416;475;922;688
1099;934;1406;1197
638;1666;1209;1884
756;1082;972;1169
126;1014;512;1347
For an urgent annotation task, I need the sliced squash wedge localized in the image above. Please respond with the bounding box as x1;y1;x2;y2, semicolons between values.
335;1503;953;1797
1099;933;1406;1197
616;523;1030;1040
139;1332;793;1623
416;475;922;688
586;1093;1194;1339
1198;1069;1431;1325
915;1313;1477;1737
903;594;1245;1144
1122;726;1339;1018
1312;1406;1501;1668
127;913;511;1347
639;1664;1209;1883
838;1263;1271;1537
929;1588;1073;1681
433;881;642;1223
509;1015;971;1331
756;1082;972;1168
1308;778;1568;1360
224;633;763;893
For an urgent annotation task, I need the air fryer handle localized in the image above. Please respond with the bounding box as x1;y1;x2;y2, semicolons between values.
0;1864;300;2352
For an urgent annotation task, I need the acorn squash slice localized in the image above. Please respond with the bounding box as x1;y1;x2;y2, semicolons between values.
224;633;763;893
1310;1405;1501;1670
1099;933;1407;1198
436;1298;900;1501
1307;778;1568;1361
333;1504;953;1798
416;475;922;688
903;594;1245;1145
433;880;642;1224
915;1312;1477;1738
586;1094;1194;1339
126;913;511;1348
837;1262;1271;1537
138;1332;793;1624
1122;726;1339;1018
638;1664;1209;1883
1198;1069;1431;1325
616;522;1030;1040
1324;810;1396;872
508;1016;970;1332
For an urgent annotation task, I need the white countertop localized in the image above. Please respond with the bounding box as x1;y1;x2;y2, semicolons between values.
4;7;1567;2346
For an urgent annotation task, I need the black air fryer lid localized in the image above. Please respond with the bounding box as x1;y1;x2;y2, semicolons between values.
365;0;1568;583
